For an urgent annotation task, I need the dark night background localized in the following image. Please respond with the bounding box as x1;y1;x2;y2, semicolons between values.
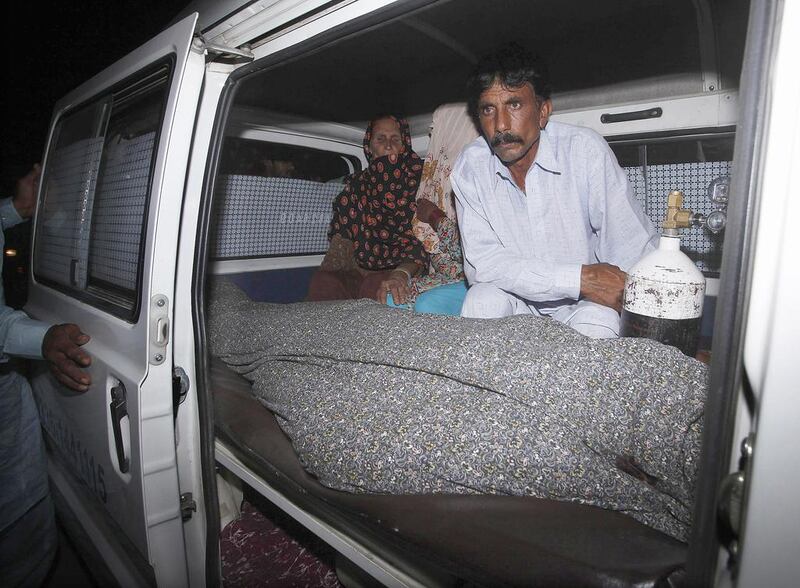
2;1;188;306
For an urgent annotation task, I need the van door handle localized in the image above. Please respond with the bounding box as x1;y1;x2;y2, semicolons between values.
110;383;130;473
69;259;79;286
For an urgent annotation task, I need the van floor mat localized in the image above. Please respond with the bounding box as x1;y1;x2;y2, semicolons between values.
220;493;342;587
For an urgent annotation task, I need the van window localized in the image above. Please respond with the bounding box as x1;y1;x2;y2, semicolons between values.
610;134;734;276
34;64;171;319
211;140;359;259
219;138;358;182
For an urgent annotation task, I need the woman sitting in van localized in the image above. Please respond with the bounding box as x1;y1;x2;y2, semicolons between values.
308;114;469;315
307;115;429;305
391;102;481;316
389;197;468;316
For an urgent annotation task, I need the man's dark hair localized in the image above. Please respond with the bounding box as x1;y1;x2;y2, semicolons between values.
466;43;552;119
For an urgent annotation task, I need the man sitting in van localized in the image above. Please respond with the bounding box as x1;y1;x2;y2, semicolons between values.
451;43;658;338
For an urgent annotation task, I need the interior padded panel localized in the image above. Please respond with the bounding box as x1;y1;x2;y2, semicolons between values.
624;161;731;274
34;137;105;289
699;295;716;347
211;358;687;587
212;175;343;259
88;132;156;291
226;267;317;303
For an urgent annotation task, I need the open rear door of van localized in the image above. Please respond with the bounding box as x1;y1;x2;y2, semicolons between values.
26;13;204;587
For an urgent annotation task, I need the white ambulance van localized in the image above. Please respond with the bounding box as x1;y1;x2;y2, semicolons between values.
26;0;798;586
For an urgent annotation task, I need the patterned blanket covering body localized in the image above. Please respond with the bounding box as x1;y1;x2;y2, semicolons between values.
208;281;707;541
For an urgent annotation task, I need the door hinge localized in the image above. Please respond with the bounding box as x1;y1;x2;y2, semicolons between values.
180;492;197;522
193;36;254;62
717;433;754;567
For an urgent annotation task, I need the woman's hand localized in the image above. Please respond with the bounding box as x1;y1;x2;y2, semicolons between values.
415;198;446;229
378;270;412;305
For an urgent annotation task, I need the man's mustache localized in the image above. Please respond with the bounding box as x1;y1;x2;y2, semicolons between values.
491;132;523;147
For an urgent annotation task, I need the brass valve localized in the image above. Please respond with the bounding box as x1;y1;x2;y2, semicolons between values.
662;190;694;231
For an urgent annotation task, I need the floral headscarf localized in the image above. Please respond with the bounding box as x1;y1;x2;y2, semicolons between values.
329;116;428;270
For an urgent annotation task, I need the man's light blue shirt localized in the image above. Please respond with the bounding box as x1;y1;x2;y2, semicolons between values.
0;196;51;532
0;198;49;359
451;120;658;312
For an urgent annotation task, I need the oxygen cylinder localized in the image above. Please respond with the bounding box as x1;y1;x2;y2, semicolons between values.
620;234;705;357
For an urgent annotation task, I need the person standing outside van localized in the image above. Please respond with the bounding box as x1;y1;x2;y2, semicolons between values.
0;165;92;587
451;43;658;338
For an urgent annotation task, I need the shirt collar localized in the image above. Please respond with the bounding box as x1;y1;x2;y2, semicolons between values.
491;127;561;185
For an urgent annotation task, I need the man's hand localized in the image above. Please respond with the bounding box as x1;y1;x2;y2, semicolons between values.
378;271;412;305
13;164;41;219
580;263;627;312
415;199;446;229
42;324;92;392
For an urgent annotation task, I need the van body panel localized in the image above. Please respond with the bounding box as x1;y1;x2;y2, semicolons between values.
174;64;237;586
174;0;384;50
246;0;403;61
175;0;342;39
735;1;800;584
27;13;205;586
172;0;258;34
201;0;346;48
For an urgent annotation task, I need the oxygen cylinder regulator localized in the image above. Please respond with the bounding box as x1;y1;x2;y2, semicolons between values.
620;178;729;357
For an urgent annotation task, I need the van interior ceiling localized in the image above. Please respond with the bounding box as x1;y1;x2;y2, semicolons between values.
202;0;751;586
230;0;748;124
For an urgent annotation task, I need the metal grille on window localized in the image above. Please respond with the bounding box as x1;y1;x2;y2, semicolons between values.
623;160;731;274
88;131;155;292
34;137;105;288
211;175;343;258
